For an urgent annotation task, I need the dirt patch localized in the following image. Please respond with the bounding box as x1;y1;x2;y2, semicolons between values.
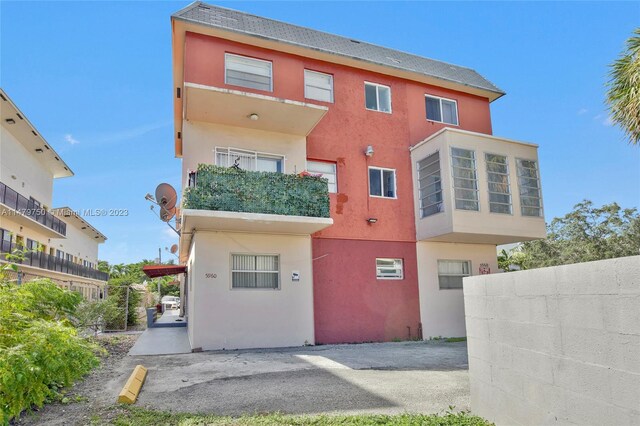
14;333;140;426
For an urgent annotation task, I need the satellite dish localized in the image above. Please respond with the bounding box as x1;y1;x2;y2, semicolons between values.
155;183;177;210
170;244;178;254
160;206;176;222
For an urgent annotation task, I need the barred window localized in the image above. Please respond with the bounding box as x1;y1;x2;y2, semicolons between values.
231;254;280;289
376;258;404;280
438;260;471;290
418;152;443;217
516;159;543;217
451;147;478;211
485;153;512;214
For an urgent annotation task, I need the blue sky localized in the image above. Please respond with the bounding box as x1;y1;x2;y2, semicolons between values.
1;1;638;264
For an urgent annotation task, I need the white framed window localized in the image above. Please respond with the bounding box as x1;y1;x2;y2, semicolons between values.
225;53;273;92
451;147;479;211
516;158;543;217
417;151;443;217
307;160;337;193
215;147;284;173
304;70;334;103
425;95;458;125
369;167;396;198
376;258;404;280
231;254;280;289
485;153;512;214
438;260;471;290
364;82;391;113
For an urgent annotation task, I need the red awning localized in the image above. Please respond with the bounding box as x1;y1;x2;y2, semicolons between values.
142;264;187;279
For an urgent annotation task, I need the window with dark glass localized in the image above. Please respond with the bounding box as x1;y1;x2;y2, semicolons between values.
369;167;396;198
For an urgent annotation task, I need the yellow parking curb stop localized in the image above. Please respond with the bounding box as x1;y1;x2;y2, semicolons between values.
117;364;147;404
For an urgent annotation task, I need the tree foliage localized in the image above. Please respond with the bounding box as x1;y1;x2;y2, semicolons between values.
606;28;640;145
520;200;640;268
0;279;100;423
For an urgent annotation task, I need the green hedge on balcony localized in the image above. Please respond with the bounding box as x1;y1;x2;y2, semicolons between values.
183;164;330;218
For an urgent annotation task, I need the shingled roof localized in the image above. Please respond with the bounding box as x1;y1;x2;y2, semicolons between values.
172;2;505;99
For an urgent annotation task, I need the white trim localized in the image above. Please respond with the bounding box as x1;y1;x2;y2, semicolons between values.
425;94;459;126
364;81;392;113
224;53;273;92
368;166;397;199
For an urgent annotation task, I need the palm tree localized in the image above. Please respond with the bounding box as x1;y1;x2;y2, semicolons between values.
606;28;640;145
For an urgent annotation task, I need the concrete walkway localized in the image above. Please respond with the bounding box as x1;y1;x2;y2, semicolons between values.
155;309;187;327
128;326;191;356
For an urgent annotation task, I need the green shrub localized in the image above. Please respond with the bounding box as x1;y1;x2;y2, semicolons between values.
183;164;330;218
0;279;100;424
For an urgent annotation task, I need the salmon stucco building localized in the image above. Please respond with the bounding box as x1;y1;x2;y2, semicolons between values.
171;2;546;351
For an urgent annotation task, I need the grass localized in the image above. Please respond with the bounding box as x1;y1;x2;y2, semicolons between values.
110;407;493;426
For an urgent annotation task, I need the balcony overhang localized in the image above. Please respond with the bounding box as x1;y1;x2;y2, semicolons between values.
179;209;332;261
184;83;328;136
0;203;66;239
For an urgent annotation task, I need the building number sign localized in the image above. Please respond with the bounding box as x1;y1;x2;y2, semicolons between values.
479;263;490;275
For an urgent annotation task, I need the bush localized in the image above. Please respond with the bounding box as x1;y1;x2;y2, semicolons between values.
183;164;330;218
0;279;101;423
75;297;121;336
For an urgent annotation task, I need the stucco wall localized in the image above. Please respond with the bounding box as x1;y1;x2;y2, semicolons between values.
189;231;314;351
464;256;640;425
0;125;54;206
418;241;498;339
49;221;100;265
181;121;307;185
312;238;420;344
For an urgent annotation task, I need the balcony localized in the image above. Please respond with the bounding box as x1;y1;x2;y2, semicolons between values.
410;128;546;245
180;164;333;237
183;83;328;136
0;181;66;238
0;240;109;282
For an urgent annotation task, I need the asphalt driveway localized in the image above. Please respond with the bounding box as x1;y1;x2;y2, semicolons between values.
107;341;469;416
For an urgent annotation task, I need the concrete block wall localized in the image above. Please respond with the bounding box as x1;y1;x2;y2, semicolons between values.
464;256;640;426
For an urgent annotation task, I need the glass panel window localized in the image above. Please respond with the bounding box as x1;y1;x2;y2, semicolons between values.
369;167;396;198
364;82;391;113
376;258;404;280
418;152;443;217
231;254;279;289
425;95;458;125
485;153;512;214
451;147;478;211
304;70;334;103
516;159;543;217
215;147;283;173
307;161;337;193
225;53;273;92
26;239;39;250
438;260;471;290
